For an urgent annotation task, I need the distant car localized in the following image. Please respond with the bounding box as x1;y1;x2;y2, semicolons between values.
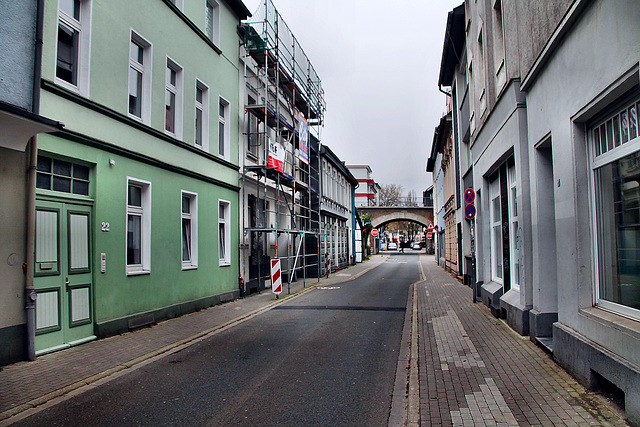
412;242;422;250
387;242;397;250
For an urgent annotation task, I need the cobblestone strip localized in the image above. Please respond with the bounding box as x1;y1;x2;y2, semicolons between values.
418;256;628;427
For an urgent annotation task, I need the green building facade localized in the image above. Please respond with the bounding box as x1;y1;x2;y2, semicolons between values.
32;0;249;355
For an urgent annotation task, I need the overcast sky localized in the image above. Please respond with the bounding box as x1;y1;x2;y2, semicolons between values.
242;0;462;196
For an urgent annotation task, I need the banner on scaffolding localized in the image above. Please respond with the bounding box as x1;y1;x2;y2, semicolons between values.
268;140;285;173
298;113;309;165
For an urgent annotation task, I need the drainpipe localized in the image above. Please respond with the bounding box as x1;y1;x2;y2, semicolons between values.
352;183;358;265
25;0;46;361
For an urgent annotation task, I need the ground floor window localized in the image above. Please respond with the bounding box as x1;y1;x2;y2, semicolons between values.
490;175;503;284
181;191;198;269
219;200;231;266
592;95;640;316
488;160;518;291
37;155;90;196
127;178;151;274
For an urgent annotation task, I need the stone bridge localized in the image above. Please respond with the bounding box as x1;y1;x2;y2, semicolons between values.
358;206;434;229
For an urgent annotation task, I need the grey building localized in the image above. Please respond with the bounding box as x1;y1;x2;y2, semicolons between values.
462;0;533;334
434;0;640;423
522;1;640;423
0;0;63;365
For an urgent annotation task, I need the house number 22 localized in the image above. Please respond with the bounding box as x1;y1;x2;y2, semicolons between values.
101;222;110;232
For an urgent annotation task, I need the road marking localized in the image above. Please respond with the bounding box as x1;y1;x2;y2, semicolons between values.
317;286;340;290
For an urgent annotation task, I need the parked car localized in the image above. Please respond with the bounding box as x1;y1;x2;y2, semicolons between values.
412;242;422;250
387;242;398;250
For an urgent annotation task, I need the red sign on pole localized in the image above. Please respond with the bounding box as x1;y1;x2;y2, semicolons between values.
371;229;379;237
427;232;433;240
427;222;434;230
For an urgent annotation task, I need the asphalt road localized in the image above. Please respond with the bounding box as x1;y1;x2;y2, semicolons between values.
14;253;421;426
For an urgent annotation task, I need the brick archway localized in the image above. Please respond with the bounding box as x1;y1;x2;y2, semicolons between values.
358;206;434;229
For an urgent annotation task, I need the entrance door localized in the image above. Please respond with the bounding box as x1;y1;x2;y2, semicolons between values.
34;201;95;354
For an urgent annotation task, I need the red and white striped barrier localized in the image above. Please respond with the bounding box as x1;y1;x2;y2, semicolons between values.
271;259;282;295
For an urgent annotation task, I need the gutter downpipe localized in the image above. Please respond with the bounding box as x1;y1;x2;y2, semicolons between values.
25;0;46;361
352;183;358;265
439;85;452;98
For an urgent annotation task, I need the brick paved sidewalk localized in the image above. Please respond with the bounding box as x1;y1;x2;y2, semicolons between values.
0;255;387;423
417;256;628;427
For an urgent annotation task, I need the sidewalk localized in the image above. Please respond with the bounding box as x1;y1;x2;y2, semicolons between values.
0;255;387;423
416;256;628;427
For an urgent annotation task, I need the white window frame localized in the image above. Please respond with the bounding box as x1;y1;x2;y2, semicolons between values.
181;191;198;270
218;97;230;160
490;176;503;284
194;79;210;151
55;0;92;96
246;93;260;159
165;57;184;139
507;164;520;292
218;200;231;266
590;96;640;320
128;30;152;124
170;0;184;11
126;177;151;275
205;0;220;46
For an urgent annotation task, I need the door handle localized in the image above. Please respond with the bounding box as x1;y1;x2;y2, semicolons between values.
65;277;70;291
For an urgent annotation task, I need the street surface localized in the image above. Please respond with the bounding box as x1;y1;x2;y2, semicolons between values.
1;252;628;426
10;254;420;426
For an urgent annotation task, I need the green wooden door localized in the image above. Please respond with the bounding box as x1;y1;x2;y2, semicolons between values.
34;201;95;354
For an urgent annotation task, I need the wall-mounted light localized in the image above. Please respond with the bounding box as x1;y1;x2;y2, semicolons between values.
109;159;116;166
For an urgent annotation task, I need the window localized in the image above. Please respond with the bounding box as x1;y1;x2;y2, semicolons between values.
490;176;503;283
205;0;220;46
169;0;183;11
194;80;209;150
508;164;520;291
165;58;183;139
181;192;198;269
56;0;91;94
218;97;230;159
36;155;90;196
492;0;506;90
592;95;640;318
128;31;152;123
218;200;231;266
476;23;486;114
247;95;259;158
127;178;151;275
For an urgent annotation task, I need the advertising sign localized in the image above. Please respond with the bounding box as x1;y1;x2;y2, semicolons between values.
268;140;285;173
298;113;309;165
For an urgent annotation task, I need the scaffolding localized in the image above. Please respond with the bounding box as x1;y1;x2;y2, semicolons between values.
240;0;326;294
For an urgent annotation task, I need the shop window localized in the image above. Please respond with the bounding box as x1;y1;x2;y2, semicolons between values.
592;96;640;317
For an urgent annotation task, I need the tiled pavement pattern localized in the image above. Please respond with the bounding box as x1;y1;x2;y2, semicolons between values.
417;257;628;427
